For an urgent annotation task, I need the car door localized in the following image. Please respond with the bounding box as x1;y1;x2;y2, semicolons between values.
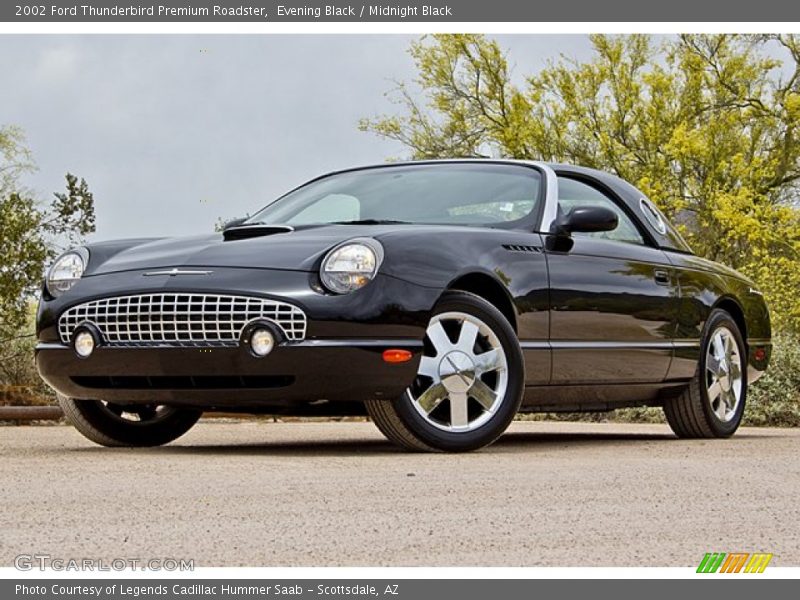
545;175;679;383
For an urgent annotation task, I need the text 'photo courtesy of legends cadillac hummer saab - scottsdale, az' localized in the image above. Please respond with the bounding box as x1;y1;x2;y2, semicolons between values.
35;160;772;452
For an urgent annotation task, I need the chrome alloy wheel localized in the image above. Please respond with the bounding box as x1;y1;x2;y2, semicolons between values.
98;401;177;424
705;326;743;422
409;311;509;432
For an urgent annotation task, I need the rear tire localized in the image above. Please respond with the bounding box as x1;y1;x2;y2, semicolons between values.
58;394;202;447
366;291;524;452
664;309;747;438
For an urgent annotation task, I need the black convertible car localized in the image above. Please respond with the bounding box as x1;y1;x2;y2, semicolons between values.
36;160;771;452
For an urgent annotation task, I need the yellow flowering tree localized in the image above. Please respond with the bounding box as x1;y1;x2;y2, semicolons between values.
361;34;800;330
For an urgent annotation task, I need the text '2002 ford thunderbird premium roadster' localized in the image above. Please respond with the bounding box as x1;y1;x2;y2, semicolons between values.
36;160;771;452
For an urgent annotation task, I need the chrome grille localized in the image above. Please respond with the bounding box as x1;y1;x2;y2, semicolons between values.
58;293;307;347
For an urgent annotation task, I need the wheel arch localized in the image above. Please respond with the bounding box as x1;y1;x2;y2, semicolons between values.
445;272;518;332
713;296;748;345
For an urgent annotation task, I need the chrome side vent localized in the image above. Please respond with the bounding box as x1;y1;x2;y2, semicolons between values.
502;244;542;253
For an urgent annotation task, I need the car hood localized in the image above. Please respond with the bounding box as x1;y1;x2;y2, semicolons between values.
85;224;439;276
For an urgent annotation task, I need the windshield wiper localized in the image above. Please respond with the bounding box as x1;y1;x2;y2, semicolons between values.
334;219;411;225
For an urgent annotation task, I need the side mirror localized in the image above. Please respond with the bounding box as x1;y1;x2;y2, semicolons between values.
560;206;618;234
222;217;248;232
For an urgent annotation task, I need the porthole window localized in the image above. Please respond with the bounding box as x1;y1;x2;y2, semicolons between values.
639;198;667;235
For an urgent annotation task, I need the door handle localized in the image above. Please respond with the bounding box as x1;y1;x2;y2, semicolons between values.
654;270;671;286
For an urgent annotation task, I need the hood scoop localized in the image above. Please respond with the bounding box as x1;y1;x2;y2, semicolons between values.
223;224;294;241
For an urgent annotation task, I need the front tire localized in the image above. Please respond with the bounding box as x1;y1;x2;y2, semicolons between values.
664;309;747;438
58;394;202;447
366;292;524;452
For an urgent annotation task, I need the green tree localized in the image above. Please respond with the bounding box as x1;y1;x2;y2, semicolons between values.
0;125;95;352
361;34;800;329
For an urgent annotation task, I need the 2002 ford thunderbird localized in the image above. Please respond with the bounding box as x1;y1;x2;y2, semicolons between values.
36;160;772;452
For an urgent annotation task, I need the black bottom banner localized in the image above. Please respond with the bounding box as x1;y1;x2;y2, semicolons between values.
3;579;793;600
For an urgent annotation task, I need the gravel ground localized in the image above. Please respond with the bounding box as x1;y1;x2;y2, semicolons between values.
1;420;798;567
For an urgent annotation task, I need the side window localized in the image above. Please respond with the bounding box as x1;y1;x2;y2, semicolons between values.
557;177;645;245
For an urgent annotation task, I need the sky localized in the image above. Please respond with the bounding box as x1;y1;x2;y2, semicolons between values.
0;35;598;241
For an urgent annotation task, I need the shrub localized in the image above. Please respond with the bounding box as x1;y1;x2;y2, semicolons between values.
0;310;55;408
746;332;800;427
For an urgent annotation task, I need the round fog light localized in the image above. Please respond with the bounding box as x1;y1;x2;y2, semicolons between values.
250;328;275;357
74;331;95;358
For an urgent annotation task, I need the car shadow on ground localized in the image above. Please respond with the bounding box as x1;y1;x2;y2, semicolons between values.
62;428;781;457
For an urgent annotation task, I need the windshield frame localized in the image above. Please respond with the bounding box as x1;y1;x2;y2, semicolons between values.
245;160;548;231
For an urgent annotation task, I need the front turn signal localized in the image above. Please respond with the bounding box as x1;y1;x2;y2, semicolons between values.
382;349;413;364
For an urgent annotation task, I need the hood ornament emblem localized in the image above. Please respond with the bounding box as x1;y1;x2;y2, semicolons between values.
143;268;213;277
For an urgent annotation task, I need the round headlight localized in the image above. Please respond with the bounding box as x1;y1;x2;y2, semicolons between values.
320;239;383;294
46;249;88;298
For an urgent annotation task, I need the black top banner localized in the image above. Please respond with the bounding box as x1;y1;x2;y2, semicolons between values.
4;0;800;22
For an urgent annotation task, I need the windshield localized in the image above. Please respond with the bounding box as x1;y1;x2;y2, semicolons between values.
247;163;543;227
